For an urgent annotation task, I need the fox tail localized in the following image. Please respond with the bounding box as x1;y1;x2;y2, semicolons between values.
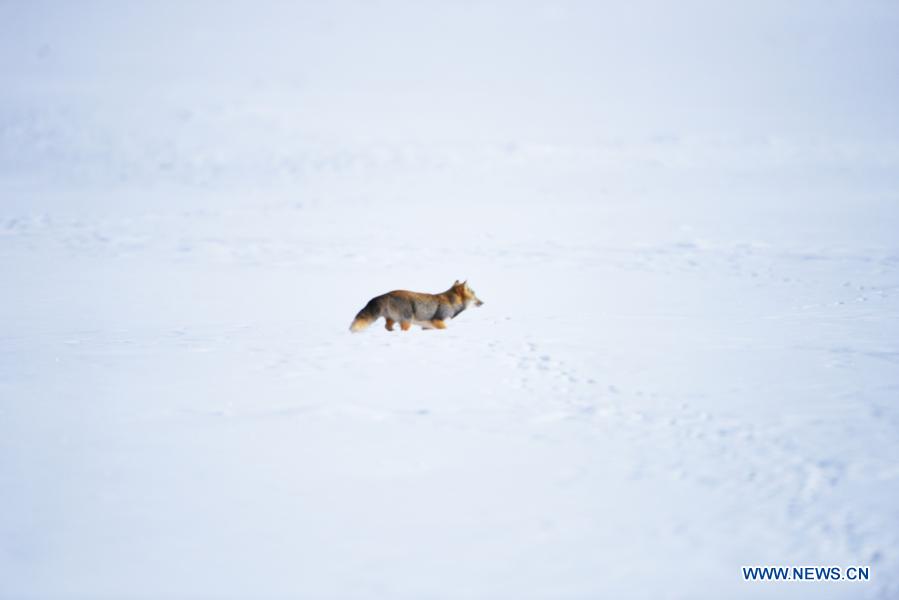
349;299;379;332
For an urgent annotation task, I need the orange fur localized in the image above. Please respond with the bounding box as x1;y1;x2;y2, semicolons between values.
349;280;484;333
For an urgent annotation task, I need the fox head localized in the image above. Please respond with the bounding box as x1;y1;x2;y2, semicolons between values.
452;279;484;307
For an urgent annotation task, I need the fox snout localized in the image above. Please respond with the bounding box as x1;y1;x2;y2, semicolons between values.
475;298;484;306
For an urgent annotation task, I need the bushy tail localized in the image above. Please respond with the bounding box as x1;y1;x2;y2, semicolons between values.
349;299;378;332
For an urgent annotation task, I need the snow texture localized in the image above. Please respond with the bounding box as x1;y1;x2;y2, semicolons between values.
2;1;898;598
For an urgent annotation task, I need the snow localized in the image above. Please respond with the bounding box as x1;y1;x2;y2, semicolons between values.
2;1;899;598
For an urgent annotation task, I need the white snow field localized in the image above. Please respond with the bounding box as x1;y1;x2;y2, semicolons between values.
2;1;899;598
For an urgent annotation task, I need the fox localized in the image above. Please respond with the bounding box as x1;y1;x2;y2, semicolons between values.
349;280;484;332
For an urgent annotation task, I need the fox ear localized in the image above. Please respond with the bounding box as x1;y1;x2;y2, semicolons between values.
454;279;460;286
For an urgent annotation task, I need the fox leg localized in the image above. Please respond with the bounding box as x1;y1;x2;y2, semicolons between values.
430;319;447;329
400;321;412;331
385;318;395;331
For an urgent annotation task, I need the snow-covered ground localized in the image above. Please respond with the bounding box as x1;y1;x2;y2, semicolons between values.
2;2;898;598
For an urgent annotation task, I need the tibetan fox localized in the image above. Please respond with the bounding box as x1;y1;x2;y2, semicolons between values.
349;280;484;332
